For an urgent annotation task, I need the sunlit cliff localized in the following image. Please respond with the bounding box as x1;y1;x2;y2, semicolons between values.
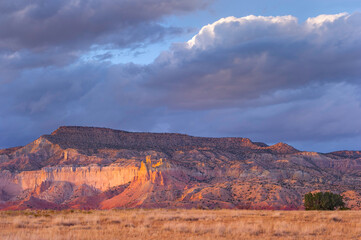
0;126;360;210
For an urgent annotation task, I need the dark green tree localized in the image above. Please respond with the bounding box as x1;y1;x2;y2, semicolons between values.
304;192;345;210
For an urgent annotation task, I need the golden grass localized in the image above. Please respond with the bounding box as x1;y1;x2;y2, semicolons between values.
0;209;360;240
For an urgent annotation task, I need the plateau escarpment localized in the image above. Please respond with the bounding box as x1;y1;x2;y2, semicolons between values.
0;126;360;210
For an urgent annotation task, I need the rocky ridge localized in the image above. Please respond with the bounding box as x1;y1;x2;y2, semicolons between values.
0;126;360;210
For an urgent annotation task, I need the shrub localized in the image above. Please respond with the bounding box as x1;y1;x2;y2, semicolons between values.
304;192;345;210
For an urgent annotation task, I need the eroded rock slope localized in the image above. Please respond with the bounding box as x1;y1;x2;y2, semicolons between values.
0;126;360;210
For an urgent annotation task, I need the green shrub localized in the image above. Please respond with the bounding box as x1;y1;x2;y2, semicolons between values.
304;192;345;210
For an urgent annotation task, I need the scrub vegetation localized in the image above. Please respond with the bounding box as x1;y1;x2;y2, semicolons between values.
304;192;346;210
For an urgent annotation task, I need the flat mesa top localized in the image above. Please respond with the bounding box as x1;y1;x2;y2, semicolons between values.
41;126;298;154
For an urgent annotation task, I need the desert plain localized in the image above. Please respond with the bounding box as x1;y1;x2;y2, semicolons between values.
0;209;360;240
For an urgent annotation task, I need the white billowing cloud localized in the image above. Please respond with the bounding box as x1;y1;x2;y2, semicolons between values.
187;13;358;50
305;12;348;27
187;15;299;49
150;12;361;109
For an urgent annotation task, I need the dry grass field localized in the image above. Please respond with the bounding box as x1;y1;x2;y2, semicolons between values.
0;209;360;240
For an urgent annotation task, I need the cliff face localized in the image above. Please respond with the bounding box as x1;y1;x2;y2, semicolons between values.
15;165;139;191
0;126;360;210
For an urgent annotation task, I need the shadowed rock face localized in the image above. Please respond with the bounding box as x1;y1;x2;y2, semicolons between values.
45;126;299;154
0;126;360;210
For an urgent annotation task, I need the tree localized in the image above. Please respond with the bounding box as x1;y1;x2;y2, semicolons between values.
304;192;345;210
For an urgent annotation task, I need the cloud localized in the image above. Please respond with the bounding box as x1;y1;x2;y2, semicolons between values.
0;0;211;51
144;13;361;109
1;12;361;152
0;0;212;82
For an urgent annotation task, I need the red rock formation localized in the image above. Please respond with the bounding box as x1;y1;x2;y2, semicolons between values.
0;126;360;210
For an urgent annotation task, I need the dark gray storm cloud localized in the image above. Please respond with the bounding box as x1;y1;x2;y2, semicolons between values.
1;12;361;152
0;0;212;82
0;0;210;50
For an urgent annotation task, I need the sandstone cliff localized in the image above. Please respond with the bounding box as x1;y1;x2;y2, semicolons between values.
0;126;360;210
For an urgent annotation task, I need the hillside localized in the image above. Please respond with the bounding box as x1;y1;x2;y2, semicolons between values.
0;126;360;210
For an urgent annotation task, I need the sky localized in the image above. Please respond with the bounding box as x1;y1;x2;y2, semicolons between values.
0;0;361;153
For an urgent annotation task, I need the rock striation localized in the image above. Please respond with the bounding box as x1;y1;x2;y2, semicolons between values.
0;126;360;210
